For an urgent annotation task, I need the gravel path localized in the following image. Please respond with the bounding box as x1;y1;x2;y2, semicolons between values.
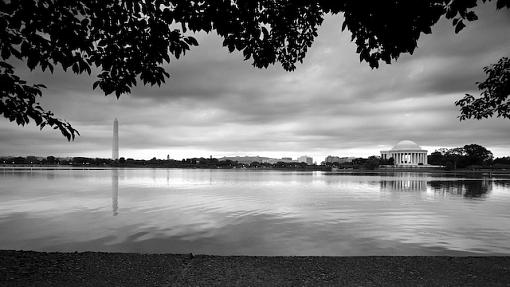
1;250;510;286
0;250;191;286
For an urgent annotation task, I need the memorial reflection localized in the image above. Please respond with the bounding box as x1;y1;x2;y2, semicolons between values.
429;179;493;198
112;169;118;216
380;178;427;192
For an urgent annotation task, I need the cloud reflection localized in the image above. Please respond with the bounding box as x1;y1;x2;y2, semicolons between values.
1;169;510;255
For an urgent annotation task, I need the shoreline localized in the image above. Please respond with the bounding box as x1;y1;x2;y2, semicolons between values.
1;250;509;286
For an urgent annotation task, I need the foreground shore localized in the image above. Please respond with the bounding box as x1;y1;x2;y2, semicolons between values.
1;251;509;286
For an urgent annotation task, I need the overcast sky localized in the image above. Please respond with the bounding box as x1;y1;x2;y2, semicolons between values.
1;3;509;161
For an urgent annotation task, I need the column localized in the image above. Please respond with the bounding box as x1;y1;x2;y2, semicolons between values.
112;118;119;160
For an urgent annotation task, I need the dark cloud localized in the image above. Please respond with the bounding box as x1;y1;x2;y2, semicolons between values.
1;3;510;160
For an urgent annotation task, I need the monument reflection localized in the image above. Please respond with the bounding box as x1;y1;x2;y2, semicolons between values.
112;168;118;216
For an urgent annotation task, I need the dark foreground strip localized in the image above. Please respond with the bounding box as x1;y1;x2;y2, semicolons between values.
1;250;510;286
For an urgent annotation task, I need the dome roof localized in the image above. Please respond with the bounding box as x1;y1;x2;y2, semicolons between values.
391;140;422;150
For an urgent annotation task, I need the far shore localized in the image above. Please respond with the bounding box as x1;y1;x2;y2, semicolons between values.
1;250;509;286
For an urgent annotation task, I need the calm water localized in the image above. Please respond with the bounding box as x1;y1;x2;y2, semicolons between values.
1;168;509;256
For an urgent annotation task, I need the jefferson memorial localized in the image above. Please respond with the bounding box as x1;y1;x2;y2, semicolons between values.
380;140;428;166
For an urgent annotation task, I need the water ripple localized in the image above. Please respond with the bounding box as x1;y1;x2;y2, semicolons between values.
1;169;510;255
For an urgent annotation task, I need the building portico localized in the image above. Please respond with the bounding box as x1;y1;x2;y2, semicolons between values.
381;140;428;166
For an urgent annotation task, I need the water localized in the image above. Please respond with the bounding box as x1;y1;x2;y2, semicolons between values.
1;168;509;256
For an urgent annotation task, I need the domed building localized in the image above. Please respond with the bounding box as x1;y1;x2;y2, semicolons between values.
380;140;428;166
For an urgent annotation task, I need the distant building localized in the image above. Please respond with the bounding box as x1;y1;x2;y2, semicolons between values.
220;156;297;164
325;156;341;163
273;157;297;164
220;156;272;164
380;140;428;166
325;156;355;164
297;156;313;165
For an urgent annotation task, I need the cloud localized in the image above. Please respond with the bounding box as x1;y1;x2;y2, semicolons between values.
1;3;510;160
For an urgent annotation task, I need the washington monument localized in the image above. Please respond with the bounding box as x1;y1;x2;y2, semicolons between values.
112;118;119;160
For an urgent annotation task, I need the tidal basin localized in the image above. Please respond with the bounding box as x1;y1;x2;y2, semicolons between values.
1;168;509;256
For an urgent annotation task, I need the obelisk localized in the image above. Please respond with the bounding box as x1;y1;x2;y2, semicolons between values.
112;118;119;160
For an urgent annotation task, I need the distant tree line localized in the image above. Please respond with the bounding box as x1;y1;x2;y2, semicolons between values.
427;144;494;170
322;157;393;170
325;143;503;171
1;144;507;171
494;157;510;165
0;156;328;170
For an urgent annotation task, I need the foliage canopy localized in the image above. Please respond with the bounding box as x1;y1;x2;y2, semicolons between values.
456;57;510;120
1;0;509;139
429;144;493;169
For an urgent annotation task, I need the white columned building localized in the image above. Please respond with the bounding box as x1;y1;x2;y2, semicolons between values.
380;140;428;166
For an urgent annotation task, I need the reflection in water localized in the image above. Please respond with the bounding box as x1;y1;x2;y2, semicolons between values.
494;180;510;189
1;169;510;256
112;169;118;216
429;179;493;198
380;178;427;192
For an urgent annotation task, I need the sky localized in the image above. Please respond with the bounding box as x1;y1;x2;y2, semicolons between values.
1;3;509;161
